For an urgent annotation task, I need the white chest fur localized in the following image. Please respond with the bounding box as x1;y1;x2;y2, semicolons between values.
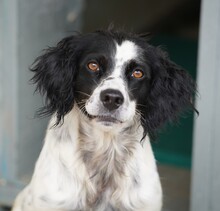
13;108;162;211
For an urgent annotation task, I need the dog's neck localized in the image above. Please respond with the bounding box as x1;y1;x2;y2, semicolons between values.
75;106;143;206
47;106;144;205
36;106;156;210
47;106;143;159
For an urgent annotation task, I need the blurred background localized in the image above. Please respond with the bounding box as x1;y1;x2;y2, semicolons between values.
0;0;220;210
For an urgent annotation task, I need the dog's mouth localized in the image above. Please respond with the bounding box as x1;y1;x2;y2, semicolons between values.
88;114;123;125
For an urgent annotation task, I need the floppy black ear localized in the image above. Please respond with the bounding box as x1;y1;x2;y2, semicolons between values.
142;48;197;138
31;35;80;125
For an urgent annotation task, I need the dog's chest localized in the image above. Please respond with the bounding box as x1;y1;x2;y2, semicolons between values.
32;121;154;210
26;123;162;211
79;133;138;209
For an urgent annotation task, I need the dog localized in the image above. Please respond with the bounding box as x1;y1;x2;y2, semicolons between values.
12;29;196;211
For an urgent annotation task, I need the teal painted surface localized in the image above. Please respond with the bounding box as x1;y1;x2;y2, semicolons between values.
150;35;198;168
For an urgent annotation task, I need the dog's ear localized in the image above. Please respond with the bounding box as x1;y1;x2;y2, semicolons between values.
142;48;197;138
31;35;80;125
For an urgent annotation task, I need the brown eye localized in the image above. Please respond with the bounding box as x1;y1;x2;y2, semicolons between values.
132;70;144;79
87;61;100;72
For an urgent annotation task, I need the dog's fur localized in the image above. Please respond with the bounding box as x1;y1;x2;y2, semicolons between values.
13;30;196;211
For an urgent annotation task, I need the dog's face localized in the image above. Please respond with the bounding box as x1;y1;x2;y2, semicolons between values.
31;30;196;137
74;38;151;131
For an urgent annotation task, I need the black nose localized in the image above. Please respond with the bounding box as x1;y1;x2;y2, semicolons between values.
100;89;124;111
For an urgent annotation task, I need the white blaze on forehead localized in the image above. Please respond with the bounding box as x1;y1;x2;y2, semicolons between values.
113;40;139;77
115;40;138;61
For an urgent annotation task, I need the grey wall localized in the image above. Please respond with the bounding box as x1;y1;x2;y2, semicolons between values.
0;0;84;206
191;0;220;210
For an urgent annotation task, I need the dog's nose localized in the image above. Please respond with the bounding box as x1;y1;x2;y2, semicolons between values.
100;89;124;111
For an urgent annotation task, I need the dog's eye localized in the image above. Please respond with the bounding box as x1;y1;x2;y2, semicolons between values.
131;69;144;79
87;61;100;72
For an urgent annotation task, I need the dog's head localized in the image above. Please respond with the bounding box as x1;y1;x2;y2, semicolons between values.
31;30;196;138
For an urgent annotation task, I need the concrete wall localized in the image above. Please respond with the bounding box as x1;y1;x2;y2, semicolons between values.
0;0;84;206
191;0;220;210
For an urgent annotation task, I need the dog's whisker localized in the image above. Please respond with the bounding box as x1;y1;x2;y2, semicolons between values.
136;103;147;108
75;98;87;105
75;91;91;97
128;87;138;93
92;79;99;86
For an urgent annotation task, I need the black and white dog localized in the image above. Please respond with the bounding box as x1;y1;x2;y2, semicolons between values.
13;30;196;211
